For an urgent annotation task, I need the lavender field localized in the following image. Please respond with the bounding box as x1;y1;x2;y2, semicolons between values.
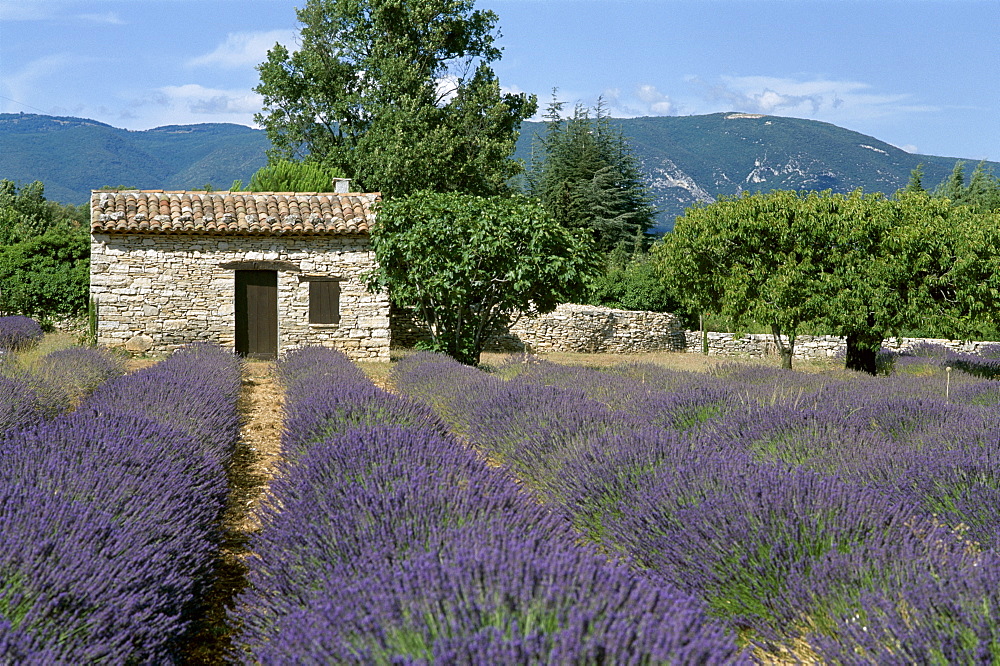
0;330;242;662
392;347;1000;663
4;318;1000;662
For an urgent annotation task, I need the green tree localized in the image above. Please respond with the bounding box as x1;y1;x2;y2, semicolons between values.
231;159;346;192
0;180;90;319
527;94;656;253
655;190;835;369
0;180;51;245
934;160;967;202
369;191;601;365
904;163;926;194
658;188;1000;374
0;225;90;318
963;161;1000;213
255;0;536;198
587;254;681;314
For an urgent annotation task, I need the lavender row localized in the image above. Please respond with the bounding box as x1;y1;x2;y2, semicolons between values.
0;346;126;434
233;347;745;663
0;343;242;663
492;353;1000;549
391;351;1000;660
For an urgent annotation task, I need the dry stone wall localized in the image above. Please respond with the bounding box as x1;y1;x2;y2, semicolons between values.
91;233;391;360
391;303;687;354
392;303;997;360
684;331;997;359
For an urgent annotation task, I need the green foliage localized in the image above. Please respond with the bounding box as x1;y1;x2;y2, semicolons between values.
0;180;50;245
369;191;601;365
0;225;90;318
232;159;347;193
655;190;839;368
587;254;681;314
905;163;926;193
930;160;1000;212
657;188;1000;373
0;180;90;318
254;0;536;198
526;95;656;252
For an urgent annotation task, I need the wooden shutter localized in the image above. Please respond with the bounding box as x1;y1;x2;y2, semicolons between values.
309;280;340;324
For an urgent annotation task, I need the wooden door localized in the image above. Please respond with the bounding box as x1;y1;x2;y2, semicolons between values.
235;270;277;359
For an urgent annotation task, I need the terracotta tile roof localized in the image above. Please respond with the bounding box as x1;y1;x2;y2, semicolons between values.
90;190;380;236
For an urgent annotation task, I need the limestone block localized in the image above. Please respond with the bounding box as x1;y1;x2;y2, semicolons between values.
125;335;154;353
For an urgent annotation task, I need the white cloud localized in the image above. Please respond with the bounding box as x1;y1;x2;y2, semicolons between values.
188;30;298;69
77;11;124;25
636;84;676;115
688;74;937;123
593;85;678;118
0;1;55;21
155;84;264;117
1;54;80;111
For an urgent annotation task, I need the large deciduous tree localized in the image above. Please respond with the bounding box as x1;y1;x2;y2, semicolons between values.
255;0;536;198
369;191;601;365
656;188;1000;374
654;190;835;369
0;180;90;319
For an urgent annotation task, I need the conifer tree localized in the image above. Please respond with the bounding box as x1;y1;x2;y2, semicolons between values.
526;94;656;253
935;160;967;202
904;163;926;194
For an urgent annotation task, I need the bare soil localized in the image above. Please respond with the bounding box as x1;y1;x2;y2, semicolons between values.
182;360;284;664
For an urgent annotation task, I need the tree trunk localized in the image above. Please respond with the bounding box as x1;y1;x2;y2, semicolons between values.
845;330;882;375
770;324;795;370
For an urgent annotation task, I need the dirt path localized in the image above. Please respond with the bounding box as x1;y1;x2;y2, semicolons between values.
183;360;284;664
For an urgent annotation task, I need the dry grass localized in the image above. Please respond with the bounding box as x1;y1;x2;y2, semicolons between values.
360;347;846;386
11;330;78;367
183;360;285;663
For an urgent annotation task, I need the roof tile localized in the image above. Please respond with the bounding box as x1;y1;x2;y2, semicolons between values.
90;190;380;236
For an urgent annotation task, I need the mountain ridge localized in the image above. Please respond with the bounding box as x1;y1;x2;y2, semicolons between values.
2;111;993;232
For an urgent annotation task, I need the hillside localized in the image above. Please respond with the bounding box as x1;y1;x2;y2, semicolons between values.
515;113;993;231
2;111;993;232
0;114;270;204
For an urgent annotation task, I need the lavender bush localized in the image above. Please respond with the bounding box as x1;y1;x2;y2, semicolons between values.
24;346;126;415
0;374;42;434
0;343;242;661
235;347;744;662
0;316;42;351
390;349;1000;658
809;550;1000;664
255;531;749;664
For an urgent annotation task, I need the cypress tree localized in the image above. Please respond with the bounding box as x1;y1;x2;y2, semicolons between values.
526;93;656;254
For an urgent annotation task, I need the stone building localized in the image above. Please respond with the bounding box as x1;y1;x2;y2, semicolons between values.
89;187;390;361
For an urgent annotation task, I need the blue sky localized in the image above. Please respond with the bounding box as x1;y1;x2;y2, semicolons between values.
1;0;997;161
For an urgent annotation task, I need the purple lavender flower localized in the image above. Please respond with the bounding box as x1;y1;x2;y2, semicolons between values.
253;533;748;664
0;316;42;351
809;550;1000;664
0;342;241;661
0;374;42;433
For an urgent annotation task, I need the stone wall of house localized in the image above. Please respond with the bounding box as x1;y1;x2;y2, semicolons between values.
90;233;391;360
391;303;687;354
